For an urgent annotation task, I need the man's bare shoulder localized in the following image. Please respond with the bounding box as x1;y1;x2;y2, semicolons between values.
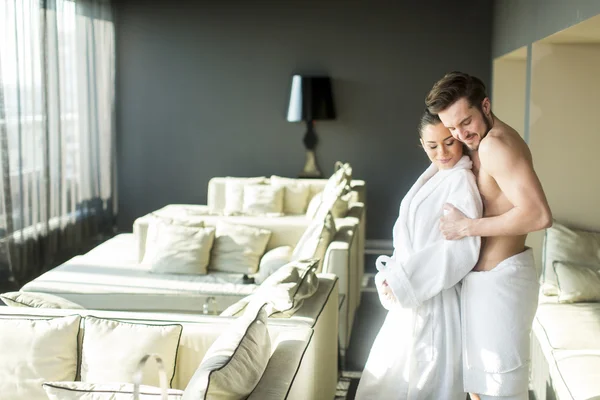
479;118;531;171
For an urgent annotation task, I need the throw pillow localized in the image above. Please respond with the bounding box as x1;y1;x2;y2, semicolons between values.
0;291;84;309
209;221;272;274
291;212;336;272
80;316;182;388
182;303;271;400
541;221;600;295
270;176;312;214
242;183;284;215
553;260;600;303
0;315;81;400
223;177;267;215
306;191;350;219
143;220;216;274
43;382;184;400
255;245;293;284
220;259;320;317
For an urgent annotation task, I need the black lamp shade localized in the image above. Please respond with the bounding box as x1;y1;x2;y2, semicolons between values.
287;75;336;122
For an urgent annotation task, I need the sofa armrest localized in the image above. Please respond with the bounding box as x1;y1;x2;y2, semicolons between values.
323;224;358;352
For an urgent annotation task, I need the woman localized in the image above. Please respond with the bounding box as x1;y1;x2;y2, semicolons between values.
355;110;483;400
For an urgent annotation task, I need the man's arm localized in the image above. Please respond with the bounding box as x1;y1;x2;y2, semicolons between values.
442;136;552;239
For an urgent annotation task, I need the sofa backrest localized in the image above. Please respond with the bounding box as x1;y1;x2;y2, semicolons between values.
0;307;313;395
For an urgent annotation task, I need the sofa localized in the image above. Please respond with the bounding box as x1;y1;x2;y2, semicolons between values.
129;171;365;363
18;243;340;399
0;305;321;399
530;221;600;400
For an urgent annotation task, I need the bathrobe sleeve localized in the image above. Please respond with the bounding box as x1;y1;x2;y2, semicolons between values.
380;171;483;309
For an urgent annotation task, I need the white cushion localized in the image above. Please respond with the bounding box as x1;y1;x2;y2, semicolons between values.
306;191;350;218
143;220;216;275
242;183;284;215
541;222;600;295
0;291;84;309
183;304;271;400
306;192;322;219
270;176;312;214
224;177;266;215
0;315;81;400
81;316;182;387
209;221;271;274
43;382;184;399
554;261;600;303
220;259;320;317
255;245;293;284
291;212;336;272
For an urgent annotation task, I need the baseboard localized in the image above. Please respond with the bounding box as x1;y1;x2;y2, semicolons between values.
365;239;393;255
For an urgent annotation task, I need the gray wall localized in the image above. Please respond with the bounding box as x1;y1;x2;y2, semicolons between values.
115;0;493;240
493;0;600;58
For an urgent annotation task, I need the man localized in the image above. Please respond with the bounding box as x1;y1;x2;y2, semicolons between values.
425;72;552;400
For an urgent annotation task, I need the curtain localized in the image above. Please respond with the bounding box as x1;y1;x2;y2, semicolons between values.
0;0;116;286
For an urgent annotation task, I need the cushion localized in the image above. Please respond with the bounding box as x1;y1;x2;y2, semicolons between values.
0;315;81;400
541;221;600;295
81;316;182;387
143;220;216;274
291;212;336;272
306;191;350;219
554;260;600;303
242;183;284;215
209;221;271;274
43;382;184;399
270;175;312;214
255;245;293;284
223;177;267;215
183;303;271;400
220;259;320;317
0;291;84;309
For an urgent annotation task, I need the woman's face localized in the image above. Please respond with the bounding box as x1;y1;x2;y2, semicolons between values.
420;122;463;170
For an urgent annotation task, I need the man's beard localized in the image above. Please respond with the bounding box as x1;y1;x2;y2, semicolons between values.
467;110;493;151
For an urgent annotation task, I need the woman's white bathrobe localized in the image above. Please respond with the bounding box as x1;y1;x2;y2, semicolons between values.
355;156;483;400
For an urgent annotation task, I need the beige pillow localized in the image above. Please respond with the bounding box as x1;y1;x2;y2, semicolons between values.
256;245;293;284
541;221;600;295
291;212;336;272
143;220;216;274
270;176;312;214
0;315;81;400
554;261;600;303
183;304;271;399
221;259;320;318
223;177;267;215
242;183;284;215
0;291;84;309
306;191;350;219
43;382;184;399
209;221;271;274
81;316;182;388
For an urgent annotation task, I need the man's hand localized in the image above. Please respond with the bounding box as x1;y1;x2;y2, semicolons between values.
440;203;470;240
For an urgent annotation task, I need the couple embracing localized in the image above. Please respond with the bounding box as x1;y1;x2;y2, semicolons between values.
356;72;552;400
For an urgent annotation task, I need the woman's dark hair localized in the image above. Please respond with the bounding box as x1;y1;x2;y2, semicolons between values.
418;109;441;137
418;108;468;155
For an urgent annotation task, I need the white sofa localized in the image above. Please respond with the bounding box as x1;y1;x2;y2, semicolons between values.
132;207;361;364
0;306;320;399
530;222;600;400
20;236;340;399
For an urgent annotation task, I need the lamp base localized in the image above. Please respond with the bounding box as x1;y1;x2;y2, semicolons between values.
299;149;322;178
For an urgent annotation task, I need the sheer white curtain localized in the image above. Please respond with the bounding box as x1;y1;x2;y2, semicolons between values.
0;0;115;284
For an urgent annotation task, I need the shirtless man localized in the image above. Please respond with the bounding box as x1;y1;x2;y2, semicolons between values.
425;72;552;400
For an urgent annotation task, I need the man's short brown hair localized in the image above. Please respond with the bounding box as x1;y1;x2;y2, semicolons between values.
425;71;488;114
